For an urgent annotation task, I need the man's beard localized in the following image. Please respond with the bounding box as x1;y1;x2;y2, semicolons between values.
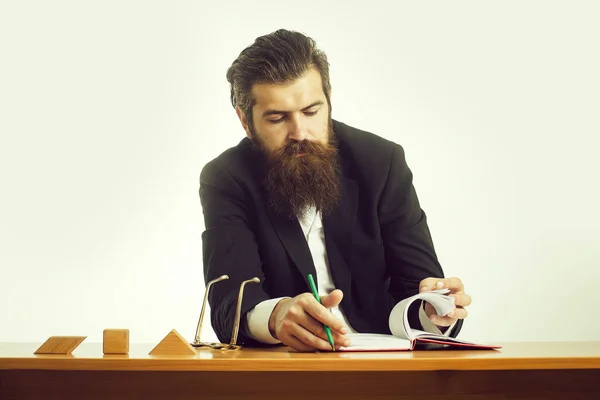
252;122;341;219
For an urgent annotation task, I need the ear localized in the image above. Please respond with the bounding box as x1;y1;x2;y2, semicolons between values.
235;107;252;139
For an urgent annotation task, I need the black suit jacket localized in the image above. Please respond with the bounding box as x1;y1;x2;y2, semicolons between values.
199;119;462;345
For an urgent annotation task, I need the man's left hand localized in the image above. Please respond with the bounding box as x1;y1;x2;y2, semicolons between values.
419;277;471;327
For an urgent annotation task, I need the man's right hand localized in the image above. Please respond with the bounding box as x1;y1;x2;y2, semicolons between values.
268;289;351;352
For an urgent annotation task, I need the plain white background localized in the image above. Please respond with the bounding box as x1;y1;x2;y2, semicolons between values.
1;1;599;345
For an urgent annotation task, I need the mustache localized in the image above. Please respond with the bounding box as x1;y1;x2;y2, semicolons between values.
276;139;336;158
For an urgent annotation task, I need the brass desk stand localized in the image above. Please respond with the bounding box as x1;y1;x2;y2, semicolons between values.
191;275;260;351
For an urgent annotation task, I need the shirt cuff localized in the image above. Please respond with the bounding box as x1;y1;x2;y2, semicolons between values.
245;297;291;344
419;301;455;336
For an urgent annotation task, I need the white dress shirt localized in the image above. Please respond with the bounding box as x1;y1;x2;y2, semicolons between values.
246;206;454;344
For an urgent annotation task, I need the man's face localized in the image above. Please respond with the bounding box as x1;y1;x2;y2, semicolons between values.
235;67;340;218
237;67;331;154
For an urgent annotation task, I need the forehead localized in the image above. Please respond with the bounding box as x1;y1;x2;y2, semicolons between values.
251;68;326;111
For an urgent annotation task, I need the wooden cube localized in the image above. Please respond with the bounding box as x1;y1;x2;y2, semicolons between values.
103;329;129;354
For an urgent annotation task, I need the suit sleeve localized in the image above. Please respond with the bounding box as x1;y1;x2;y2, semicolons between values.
378;144;462;338
199;159;272;345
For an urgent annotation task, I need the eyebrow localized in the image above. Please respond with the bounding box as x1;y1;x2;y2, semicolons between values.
261;101;324;118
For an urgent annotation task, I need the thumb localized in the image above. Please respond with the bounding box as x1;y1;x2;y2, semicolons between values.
420;277;444;292
320;289;343;308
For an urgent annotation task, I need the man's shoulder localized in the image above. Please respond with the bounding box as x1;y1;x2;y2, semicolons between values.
333;119;401;168
200;137;254;185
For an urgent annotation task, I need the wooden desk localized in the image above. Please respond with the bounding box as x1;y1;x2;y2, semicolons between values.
1;341;599;399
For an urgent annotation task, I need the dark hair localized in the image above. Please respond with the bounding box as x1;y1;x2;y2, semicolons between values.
226;29;332;128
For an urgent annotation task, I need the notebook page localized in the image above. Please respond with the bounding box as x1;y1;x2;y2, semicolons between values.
339;333;411;351
389;289;455;340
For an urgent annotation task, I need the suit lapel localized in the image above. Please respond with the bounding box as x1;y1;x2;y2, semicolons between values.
322;177;358;298
268;211;317;287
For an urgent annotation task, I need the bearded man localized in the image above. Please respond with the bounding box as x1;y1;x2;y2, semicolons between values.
199;29;471;351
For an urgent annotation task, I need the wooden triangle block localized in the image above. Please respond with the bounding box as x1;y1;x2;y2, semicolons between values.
34;336;87;354
149;329;196;356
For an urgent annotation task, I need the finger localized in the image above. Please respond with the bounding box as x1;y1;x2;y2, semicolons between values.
320;289;343;309
448;307;468;320
430;307;468;325
278;318;329;351
281;333;316;352
449;293;471;307
289;322;338;351
440;277;464;292
282;298;348;346
420;277;465;292
301;296;348;334
419;277;439;292
296;312;350;347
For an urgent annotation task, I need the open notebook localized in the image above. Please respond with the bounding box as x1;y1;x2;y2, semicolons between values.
339;289;501;351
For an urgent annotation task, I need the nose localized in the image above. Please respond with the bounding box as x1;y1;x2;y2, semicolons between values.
287;115;306;142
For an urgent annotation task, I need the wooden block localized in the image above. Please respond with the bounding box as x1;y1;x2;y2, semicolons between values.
103;329;129;354
34;336;86;354
149;329;196;356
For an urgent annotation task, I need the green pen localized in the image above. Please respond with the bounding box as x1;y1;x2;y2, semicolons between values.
307;273;335;351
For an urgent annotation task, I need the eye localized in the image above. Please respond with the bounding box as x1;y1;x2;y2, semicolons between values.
304;110;317;116
268;118;285;124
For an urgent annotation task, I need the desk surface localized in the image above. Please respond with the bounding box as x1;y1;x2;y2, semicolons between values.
1;341;600;372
